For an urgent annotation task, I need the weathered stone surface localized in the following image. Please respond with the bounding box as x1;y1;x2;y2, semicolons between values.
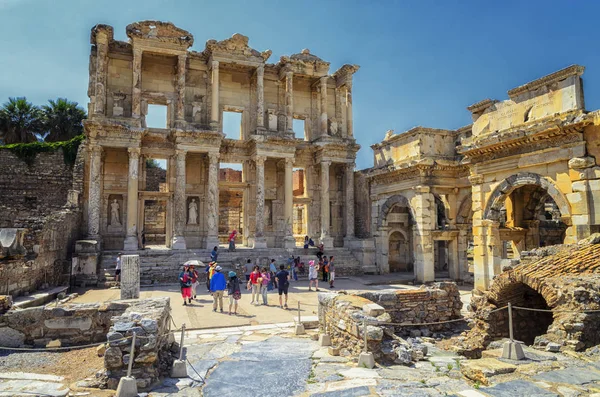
44;316;92;331
0;326;25;347
460;358;517;385
533;367;600;385
104;347;123;369
482;379;558;397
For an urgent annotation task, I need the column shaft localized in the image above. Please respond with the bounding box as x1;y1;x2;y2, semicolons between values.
346;84;354;138
256;65;265;131
210;60;220;130
206;153;220;249
320;77;328;135
172;149;187;249
284;158;295;247
285;71;293;132
124;147;140;250
413;186;435;283
87;146;103;238
94;35;109;115
132;49;142;119
176;54;187;121
320;161;332;247
253;156;267;248
345;163;355;239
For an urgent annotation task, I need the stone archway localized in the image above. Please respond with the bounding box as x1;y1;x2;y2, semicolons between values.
376;194;416;275
483;172;571;223
377;194;415;228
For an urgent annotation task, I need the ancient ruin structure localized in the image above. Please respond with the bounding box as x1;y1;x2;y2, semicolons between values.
83;21;359;255
359;65;600;289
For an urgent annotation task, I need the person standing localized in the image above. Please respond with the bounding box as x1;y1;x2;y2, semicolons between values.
228;230;237;252
316;243;324;260
303;236;310;250
179;265;193;306
328;256;335;288
115;253;122;286
244;259;253;282
227;271;241;315
248;265;261;305
269;259;277;273
189;265;199;299
210;265;226;312
211;246;219;262
205;261;216;291
260;267;271;305
322;256;329;283
308;260;320;291
275;264;290;309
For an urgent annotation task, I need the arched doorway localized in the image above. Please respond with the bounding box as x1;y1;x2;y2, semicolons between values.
389;230;412;272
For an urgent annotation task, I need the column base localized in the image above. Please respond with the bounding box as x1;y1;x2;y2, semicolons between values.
256;126;267;134
320;236;334;249
205;236;219;251
251;237;267;249
210;121;219;131
283;236;296;249
172;235;187;250
343;236;357;249
123;235;138;251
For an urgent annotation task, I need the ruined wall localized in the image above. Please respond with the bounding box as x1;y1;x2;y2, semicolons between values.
0;149;76;226
354;171;371;238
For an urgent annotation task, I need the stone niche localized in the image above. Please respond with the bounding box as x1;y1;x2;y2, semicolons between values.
106;194;124;233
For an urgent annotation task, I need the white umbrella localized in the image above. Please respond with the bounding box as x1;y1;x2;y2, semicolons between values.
184;260;204;267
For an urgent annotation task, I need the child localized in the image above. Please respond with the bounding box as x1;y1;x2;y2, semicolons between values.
248;265;261;305
260;267;271;305
308;260;320;291
227;271;241;315
179;265;193;305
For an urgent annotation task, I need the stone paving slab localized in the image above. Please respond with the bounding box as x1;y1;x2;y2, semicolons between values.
533;366;600;385
311;385;372;397
482;379;558;396
0;379;69;397
0;372;64;382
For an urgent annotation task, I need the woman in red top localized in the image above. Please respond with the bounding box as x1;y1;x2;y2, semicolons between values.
247;265;261;305
228;230;237;252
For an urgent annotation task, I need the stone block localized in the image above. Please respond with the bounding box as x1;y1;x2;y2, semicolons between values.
501;341;525;360
44;316;92;331
115;376;138;397
171;359;188;378
358;352;375;369
460;358;517;385
0;326;25;348
120;255;140;300
362;303;385;317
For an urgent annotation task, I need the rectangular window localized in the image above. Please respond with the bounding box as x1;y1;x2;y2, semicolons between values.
146;104;168;129
223;111;242;139
293;119;305;140
144;158;168;192
219;163;243;182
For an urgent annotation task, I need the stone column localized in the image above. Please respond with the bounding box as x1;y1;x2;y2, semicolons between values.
210;60;220;130
94;32;109;116
320;161;333;248
478;220;501;289
345;83;354;138
413;186;435;283
470;173;491;290
132;49;142;119
87;145;103;239
320;76;328;136
284;158;295;248
206;152;220;249
120;254;140;299
253;156;268;248
285;70;294;133
256;65;265;133
176;54;187;122
124;147;140;250
344;162;355;246
172;149;187;249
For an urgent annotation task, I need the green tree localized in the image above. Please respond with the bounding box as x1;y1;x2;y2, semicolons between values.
42;98;86;142
0;97;43;144
146;158;162;168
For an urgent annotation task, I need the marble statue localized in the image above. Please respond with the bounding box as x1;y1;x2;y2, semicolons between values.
188;198;198;225
110;199;121;226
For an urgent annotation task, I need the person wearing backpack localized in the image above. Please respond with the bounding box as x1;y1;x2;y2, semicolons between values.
179;265;193;306
275;264;290;309
322;256;329;283
227;271;241;315
210;265;226;312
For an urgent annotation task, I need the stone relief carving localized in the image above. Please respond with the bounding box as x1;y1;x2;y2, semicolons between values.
188;198;198;225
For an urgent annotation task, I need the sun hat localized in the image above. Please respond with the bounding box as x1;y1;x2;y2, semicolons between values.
229;271;236;277
215;265;222;271
309;260;315;266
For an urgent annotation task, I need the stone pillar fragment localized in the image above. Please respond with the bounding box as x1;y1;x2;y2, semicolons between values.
124;147;140;250
320;161;333;248
87;145;103;238
285;70;294;133
253;156;267;248
94;32;109;116
210;60;220;130
320;77;328;136
120;255;140;299
176;54;187;122
172;150;187;250
206;153;220;249
132;49;142;119
284;158;295;248
413;186;435;283
345;83;354;138
256;65;265;132
344;162;355;245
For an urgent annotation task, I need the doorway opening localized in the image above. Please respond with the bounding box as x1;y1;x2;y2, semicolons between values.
219;162;244;245
143;199;167;247
144;158;168;192
389;230;411;272
434;240;449;277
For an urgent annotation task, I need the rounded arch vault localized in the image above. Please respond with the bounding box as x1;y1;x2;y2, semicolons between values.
377;194;415;228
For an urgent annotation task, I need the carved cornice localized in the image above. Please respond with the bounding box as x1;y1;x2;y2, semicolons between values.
126;21;193;48
204;33;271;62
368;162;469;185
90;24;114;45
507;64;585;99
467;98;497;114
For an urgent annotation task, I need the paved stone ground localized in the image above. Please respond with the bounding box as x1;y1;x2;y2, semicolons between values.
70;275;474;330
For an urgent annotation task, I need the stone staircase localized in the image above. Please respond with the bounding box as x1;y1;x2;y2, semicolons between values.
98;246;363;287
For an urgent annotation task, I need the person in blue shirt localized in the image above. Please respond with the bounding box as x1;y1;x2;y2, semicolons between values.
210;246;218;262
210;265;226;312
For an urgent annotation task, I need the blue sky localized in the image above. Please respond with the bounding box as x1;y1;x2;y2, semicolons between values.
1;0;599;169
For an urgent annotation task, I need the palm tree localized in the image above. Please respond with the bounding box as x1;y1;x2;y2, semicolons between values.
0;97;44;144
42;98;86;142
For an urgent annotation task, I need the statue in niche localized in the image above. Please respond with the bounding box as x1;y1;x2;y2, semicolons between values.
188;199;198;225
110;199;121;226
265;201;272;226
